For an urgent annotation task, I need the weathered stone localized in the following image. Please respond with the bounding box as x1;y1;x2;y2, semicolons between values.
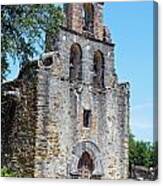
1;3;130;179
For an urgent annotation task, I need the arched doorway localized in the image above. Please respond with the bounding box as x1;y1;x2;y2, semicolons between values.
68;141;104;179
78;151;94;179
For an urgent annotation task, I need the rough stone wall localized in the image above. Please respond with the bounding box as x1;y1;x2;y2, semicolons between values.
1;82;19;169
2;3;129;179
64;3;83;34
118;83;130;179
35;56;69;178
103;82;130;179
93;3;104;40
33;27;130;179
1;62;38;177
63;3;105;41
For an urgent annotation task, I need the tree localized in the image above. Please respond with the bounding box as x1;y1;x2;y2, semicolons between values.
129;131;158;169
129;132;137;172
1;4;64;82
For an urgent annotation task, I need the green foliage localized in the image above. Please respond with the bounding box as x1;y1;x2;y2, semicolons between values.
129;132;158;168
1;166;16;177
1;4;64;82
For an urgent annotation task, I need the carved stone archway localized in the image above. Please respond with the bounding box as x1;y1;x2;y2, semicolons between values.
68;141;104;178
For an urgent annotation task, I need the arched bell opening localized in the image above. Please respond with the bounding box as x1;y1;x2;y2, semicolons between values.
69;43;82;82
83;3;94;33
93;50;105;89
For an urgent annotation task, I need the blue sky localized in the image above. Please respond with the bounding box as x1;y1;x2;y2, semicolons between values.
6;1;155;142
104;1;154;142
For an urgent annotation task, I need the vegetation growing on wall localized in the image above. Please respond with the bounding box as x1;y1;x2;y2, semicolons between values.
1;166;16;177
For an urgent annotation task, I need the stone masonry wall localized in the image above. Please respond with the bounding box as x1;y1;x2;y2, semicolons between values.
1;62;38;177
94;3;104;40
63;3;105;41
2;4;129;179
34;27;129;179
35;61;69;178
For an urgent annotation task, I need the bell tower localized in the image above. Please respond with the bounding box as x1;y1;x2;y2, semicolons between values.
1;2;130;179
63;3;105;40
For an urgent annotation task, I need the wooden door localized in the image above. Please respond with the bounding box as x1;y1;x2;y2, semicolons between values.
78;152;94;179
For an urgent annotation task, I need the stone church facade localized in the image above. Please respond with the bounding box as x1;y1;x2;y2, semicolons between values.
2;3;130;179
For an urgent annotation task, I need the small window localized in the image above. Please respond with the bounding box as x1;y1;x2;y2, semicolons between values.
42;56;53;67
83;110;91;128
